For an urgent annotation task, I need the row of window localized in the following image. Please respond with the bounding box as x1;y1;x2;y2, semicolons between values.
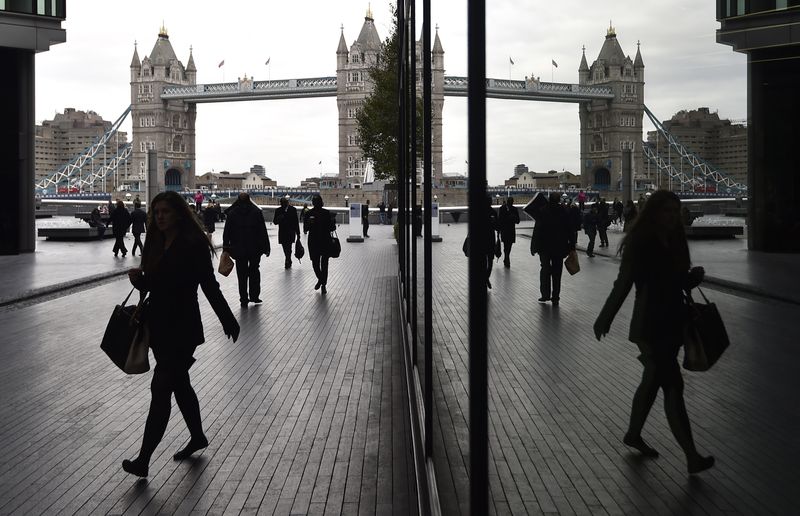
347;134;361;146
622;84;637;94
348;72;363;82
137;84;153;95
137;113;189;129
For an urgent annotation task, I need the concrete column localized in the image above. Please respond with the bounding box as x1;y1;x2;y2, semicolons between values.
147;149;159;204
748;47;800;252
0;48;35;254
621;149;633;203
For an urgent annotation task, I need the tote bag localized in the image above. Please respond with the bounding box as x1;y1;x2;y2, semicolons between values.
683;288;730;372
100;288;151;374
329;230;342;258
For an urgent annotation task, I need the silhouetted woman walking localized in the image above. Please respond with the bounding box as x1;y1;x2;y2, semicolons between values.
303;194;336;295
594;190;714;475
123;191;239;477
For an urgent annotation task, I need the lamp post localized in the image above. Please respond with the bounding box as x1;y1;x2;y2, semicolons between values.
344;195;350;207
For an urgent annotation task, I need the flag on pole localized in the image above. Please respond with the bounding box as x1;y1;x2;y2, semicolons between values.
318;160;322;165
509;57;515;65
265;57;271;65
551;59;558;68
218;60;225;68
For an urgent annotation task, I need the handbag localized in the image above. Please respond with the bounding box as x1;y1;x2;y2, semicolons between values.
218;251;234;277
682;287;730;372
100;288;151;374
494;233;502;259
294;239;305;262
564;249;580;275
329;230;342;258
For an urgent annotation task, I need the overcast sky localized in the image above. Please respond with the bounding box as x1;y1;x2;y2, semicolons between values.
35;0;747;187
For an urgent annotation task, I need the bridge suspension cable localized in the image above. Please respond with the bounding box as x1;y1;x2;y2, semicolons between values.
642;104;747;193
36;106;132;192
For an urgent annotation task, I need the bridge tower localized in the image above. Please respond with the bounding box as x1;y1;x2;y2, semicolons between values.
578;25;645;192
130;25;197;192
337;8;444;187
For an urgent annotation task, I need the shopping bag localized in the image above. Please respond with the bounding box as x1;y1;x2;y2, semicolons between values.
218;251;234;277
564;249;580;275
682;288;730;371
329;231;342;258
294;240;305;263
100;288;150;374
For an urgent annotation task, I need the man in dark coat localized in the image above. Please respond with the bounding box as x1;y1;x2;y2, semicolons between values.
532;192;576;305
497;197;520;268
583;204;599;257
110;199;132;257
597;198;610;247
273;197;300;269
362;199;370;237
223;193;270;306
130;200;147;257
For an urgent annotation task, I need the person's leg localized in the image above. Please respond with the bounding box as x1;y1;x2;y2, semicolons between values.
311;252;322;288
625;349;660;456
587;232;596;256
112;237;119;256
485;253;493;288
172;348;208;460
320;254;330;285
551;256;564;302
123;362;173;476
503;241;513;267
235;256;250;304
248;255;261;301
539;253;551;299
282;242;293;268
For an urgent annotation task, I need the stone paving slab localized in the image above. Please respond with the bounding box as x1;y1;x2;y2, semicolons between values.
423;224;800;515
0;225;416;515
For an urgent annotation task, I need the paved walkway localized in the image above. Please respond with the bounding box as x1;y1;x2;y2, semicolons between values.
426;223;800;515
0;225;416;515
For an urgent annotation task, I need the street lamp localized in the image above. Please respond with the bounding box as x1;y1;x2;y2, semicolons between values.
344;195;350;207
433;194;438;202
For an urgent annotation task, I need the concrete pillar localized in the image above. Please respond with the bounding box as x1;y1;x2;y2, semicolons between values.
621;149;633;203
748;47;800;252
0;48;35;254
147;149;159;204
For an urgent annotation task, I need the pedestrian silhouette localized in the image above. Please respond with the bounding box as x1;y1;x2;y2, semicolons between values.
110;199;131;258
532;192;575;305
223;193;270;306
273;197;301;269
497;196;520;268
304;194;336;295
123;191;239;478
130;200;147;257
594;190;714;475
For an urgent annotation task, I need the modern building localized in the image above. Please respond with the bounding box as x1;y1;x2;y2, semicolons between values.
129;24;197;192
578;25;645;192
1;2;66;254
646;107;747;188
35;108;129;189
716;2;800;252
336;7;444;187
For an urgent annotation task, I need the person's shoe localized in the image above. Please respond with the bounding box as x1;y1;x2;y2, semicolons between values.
314;281;321;290
250;298;262;304
173;435;209;461
538;297;550;303
114;252;118;258
587;253;595;257
623;434;659;458
551;298;560;306
122;252;127;257
240;300;248;307
122;457;149;477
321;285;327;295
285;261;292;269
688;454;715;475
503;261;510;268
486;279;492;289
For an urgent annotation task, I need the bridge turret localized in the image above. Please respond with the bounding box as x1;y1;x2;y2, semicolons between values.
186;46;197;85
634;40;644;83
336;26;348;72
130;41;141;83
578;45;589;85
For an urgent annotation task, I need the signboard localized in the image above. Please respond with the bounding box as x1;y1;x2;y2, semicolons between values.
349;203;362;238
431;202;440;238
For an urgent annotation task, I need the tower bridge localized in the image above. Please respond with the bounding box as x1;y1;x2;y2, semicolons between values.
36;12;746;196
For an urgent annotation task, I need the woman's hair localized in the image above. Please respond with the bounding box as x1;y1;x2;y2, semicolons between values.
141;191;214;274
312;194;324;208
619;190;689;271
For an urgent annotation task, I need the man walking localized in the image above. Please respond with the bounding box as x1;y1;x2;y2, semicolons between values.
378;201;386;225
273;197;300;269
532;193;575;305
497;197;520;268
110;199;132;258
223;193;270;306
362;199;370;237
130;199;147;257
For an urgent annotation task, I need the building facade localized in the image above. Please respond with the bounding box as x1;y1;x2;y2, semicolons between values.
646;107;747;188
336;7;444;187
35;108;129;189
129;25;197;192
579;25;645;192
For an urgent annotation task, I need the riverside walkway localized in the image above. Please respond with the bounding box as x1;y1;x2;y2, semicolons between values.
0;220;798;515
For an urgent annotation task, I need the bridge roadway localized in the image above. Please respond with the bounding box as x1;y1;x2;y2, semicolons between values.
0;222;798;514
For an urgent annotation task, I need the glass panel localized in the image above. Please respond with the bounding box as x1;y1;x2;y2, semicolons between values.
37;0;44;15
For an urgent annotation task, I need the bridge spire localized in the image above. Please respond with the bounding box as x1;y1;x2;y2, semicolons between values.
159;20;168;38
607;20;616;38
366;3;373;21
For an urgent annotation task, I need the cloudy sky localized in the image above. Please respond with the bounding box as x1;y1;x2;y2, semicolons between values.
35;0;746;186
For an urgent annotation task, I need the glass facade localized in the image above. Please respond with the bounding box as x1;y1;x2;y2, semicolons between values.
718;0;800;18
0;0;66;18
